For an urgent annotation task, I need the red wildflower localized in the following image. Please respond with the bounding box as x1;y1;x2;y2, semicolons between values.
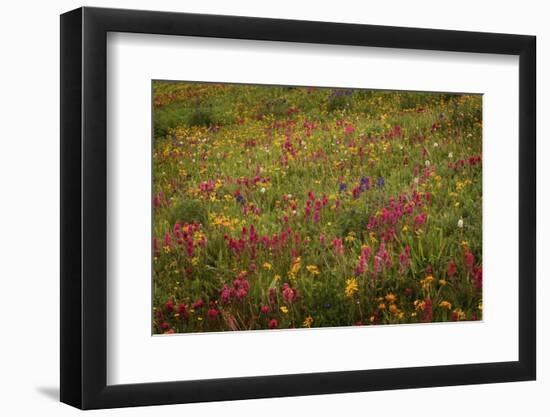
473;266;482;290
268;319;278;329
344;125;355;135
164;299;174;313
332;238;344;255
207;308;219;320
282;283;297;303
414;213;427;227
177;303;188;320
464;248;475;270
447;260;456;278
421;298;433;323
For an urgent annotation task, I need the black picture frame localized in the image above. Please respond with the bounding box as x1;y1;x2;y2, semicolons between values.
60;6;536;410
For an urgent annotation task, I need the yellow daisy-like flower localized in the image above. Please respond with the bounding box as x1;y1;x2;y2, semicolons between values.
288;257;302;278
453;309;466;320
345;278;359;298
345;232;356;242
385;293;397;303
280;306;289;314
420;275;434;290
439;301;452;310
369;232;378;244
414;300;426;311
263;262;273;271
306;265;320;275
302;316;314;328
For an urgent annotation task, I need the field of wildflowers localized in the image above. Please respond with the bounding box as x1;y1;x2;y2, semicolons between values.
152;81;482;334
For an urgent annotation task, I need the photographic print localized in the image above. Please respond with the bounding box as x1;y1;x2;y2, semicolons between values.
152;81;482;334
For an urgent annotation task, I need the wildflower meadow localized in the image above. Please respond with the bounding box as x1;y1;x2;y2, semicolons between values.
152;81;482;334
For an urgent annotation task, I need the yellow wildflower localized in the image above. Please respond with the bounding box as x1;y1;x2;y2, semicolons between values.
414;300;426;311
288;257;302;278
345;278;359;298
420;275;434;290
263;262;273;271
302;316;314;328
280;306;289;314
306;265;320;275
369;232;378;244
385;293;397;303
345;232;356;242
453;309;466;320
439;301;452;310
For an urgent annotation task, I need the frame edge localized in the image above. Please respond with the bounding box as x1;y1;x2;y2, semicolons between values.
61;6;537;409
60;7;84;409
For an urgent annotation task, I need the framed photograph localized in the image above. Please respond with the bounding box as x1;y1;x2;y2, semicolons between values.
60;6;536;409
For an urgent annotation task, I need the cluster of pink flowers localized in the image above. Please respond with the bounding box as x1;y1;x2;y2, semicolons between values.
373;243;392;274
198;179;217;194
331;238;344;256
154;222;205;258
448;154;482;171
387;124;402;138
399;245;411;272
367;191;430;232
220;271;251;304
234;174;272;189
282;283;297;303
355;245;372;275
303;191;328;223
225;225;304;259
153;191;169;209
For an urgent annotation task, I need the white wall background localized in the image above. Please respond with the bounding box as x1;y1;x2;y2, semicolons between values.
0;0;545;415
